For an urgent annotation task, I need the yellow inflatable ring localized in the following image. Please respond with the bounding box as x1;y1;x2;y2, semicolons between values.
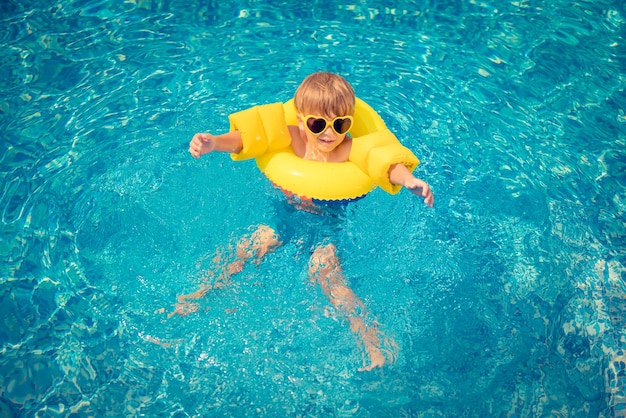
255;98;388;203
256;150;374;203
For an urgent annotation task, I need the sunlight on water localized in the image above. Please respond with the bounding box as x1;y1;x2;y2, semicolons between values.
1;0;625;416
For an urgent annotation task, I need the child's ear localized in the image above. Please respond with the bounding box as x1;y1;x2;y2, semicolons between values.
296;115;305;130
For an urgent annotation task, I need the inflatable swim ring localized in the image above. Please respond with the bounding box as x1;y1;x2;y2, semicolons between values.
228;98;419;203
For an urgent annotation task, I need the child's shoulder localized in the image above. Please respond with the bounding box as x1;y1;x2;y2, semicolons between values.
288;125;305;157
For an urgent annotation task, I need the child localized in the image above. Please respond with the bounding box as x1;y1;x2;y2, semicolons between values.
184;72;433;371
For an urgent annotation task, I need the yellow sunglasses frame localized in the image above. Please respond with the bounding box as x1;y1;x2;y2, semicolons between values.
300;115;354;136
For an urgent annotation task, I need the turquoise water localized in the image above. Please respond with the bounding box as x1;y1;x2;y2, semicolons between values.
1;0;625;416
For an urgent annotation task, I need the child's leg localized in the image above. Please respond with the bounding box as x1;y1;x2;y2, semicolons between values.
168;225;281;318
308;243;398;372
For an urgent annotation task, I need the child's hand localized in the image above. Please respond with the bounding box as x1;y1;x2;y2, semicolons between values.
388;164;434;207
403;177;434;208
189;133;216;158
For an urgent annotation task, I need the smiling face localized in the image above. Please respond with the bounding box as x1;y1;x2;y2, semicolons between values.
293;72;356;159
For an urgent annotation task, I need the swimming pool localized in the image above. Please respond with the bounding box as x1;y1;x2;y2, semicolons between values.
1;0;625;416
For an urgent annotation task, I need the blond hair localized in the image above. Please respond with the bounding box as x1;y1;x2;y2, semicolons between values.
293;72;355;116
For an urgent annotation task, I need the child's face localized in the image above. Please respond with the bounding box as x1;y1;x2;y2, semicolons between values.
299;110;352;154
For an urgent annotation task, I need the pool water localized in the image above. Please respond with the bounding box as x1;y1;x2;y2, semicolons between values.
1;0;625;416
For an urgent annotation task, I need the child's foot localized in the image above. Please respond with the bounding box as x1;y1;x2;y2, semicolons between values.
359;346;387;372
167;300;200;318
358;333;399;372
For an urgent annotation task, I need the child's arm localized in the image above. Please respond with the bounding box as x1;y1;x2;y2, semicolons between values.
189;132;243;159
388;163;434;207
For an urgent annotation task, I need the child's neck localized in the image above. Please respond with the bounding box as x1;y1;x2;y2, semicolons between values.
304;145;332;162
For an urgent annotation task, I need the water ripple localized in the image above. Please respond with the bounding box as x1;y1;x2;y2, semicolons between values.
1;0;625;416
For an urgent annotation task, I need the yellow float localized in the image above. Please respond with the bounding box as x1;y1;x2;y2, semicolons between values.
228;98;420;203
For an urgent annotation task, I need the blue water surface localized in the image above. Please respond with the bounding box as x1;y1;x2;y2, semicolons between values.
1;0;625;416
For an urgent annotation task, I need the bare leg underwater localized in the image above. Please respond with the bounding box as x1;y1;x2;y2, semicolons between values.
168;225;281;318
308;243;398;372
168;226;396;371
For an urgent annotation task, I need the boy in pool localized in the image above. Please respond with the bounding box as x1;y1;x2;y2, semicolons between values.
184;72;433;371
